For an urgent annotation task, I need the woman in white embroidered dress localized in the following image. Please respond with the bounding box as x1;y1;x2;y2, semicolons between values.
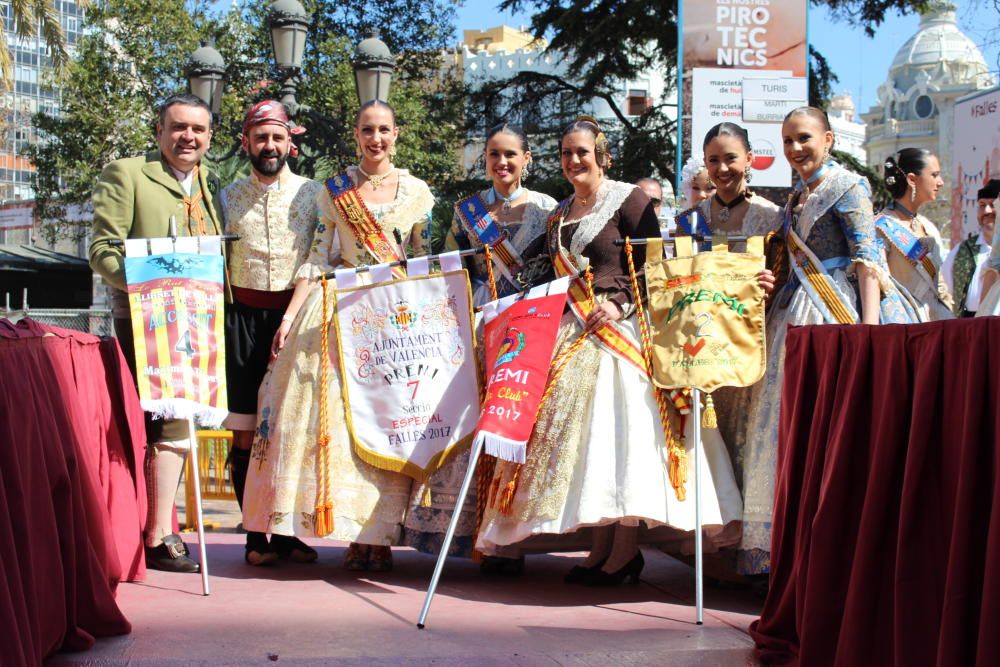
243;101;437;572
476;117;743;585
446;122;557;306
691;122;782;542
875;148;954;321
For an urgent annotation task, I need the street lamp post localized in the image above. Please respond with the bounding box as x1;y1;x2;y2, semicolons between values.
185;1;396;123
267;0;311;116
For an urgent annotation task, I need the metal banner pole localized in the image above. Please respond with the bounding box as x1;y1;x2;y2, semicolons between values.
690;217;704;625
691;389;704;625
416;436;483;629
187;417;210;596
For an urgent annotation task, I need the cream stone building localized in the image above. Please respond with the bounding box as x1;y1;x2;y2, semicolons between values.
861;2;994;237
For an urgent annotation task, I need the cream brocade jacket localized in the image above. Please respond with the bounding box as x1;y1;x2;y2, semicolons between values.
221;166;324;291
296;167;434;279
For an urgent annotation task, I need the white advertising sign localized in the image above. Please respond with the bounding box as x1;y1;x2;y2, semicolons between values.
692;68;799;188
951;86;1000;246
0;205;33;230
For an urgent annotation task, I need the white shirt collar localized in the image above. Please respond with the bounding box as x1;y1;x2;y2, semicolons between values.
169;166;195;196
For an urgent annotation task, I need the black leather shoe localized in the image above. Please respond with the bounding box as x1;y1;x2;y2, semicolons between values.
480;555;525;576
584;551;644;586
564;557;607;584
146;533;200;573
245;532;278;566
271;535;318;563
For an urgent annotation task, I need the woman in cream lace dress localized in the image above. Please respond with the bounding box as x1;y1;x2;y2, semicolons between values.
244;101;467;572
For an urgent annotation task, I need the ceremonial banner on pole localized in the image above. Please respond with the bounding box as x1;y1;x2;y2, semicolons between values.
334;268;480;480
644;236;765;391
474;277;570;463
123;239;228;426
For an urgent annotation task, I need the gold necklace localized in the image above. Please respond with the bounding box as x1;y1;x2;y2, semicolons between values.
576;189;596;207
358;164;395;189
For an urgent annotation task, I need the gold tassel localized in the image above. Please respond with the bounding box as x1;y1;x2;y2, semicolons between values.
420;485;433;508
315;503;333;537
702;393;718;429
314;506;327;537
669;444;689;502
498;478;518;515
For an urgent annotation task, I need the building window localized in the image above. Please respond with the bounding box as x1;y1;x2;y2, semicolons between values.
913;94;935;120
626;88;651;116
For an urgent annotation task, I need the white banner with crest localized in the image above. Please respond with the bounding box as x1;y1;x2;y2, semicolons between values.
333;264;480;480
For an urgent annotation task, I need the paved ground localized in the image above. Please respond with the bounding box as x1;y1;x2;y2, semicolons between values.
48;499;762;666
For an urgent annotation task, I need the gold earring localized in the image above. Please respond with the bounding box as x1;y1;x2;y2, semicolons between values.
911;184;916;203
355;145;363;159
389;145;397;161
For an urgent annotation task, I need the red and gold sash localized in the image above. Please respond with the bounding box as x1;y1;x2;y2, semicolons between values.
546;202;649;376
325;174;406;279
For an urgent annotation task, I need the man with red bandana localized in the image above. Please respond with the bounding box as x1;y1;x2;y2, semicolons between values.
221;100;323;565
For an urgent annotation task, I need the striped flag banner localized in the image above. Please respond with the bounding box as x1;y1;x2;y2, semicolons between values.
123;237;228;426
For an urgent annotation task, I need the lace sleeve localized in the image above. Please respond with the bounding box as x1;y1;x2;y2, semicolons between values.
295;189;341;280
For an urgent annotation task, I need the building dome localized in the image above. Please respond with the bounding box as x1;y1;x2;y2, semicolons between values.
889;2;990;91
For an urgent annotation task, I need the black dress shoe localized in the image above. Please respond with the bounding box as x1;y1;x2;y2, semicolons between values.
584;551;644;586
146;533;200;573
271;535;318;563
244;531;278;566
480;555;525;576
564;557;607;584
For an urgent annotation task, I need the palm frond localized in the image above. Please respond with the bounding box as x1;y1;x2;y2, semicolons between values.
35;0;69;72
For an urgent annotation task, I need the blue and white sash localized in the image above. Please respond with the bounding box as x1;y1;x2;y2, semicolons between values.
455;193;523;284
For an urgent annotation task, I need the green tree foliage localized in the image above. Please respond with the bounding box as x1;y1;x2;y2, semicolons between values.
28;0;217;241
490;0;929;188
30;0;465;243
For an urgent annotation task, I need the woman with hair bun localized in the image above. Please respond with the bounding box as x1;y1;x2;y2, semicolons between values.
446;122;557;306
875;148;954;320
476;116;742;586
682;122;783;534
739;106;919;576
244;100;444;573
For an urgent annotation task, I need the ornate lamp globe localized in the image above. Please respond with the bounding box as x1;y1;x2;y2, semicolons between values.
269;0;311;70
352;32;395;105
186;41;227;116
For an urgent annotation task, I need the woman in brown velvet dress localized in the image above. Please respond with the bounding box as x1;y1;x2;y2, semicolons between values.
475;117;743;585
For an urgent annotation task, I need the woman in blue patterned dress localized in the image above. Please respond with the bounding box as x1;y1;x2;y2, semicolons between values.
739;107;919;576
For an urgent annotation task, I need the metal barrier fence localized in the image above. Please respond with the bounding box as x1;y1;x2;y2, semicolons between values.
3;308;114;336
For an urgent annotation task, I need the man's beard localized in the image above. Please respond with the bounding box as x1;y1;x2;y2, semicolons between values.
250;150;288;176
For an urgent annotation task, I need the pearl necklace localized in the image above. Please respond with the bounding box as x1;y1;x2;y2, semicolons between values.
358;164;395;190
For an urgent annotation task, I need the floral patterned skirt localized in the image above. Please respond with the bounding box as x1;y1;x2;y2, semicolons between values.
243;283;476;552
476;313;743;555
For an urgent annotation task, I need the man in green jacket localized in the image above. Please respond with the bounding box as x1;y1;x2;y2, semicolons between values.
90;93;222;573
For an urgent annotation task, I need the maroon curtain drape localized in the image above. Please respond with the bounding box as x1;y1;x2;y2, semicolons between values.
0;318;145;663
751;318;1000;666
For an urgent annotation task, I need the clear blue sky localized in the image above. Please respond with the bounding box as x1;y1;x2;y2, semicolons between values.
452;0;1000;118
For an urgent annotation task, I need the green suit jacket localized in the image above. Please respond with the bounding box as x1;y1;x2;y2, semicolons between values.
89;150;223;292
